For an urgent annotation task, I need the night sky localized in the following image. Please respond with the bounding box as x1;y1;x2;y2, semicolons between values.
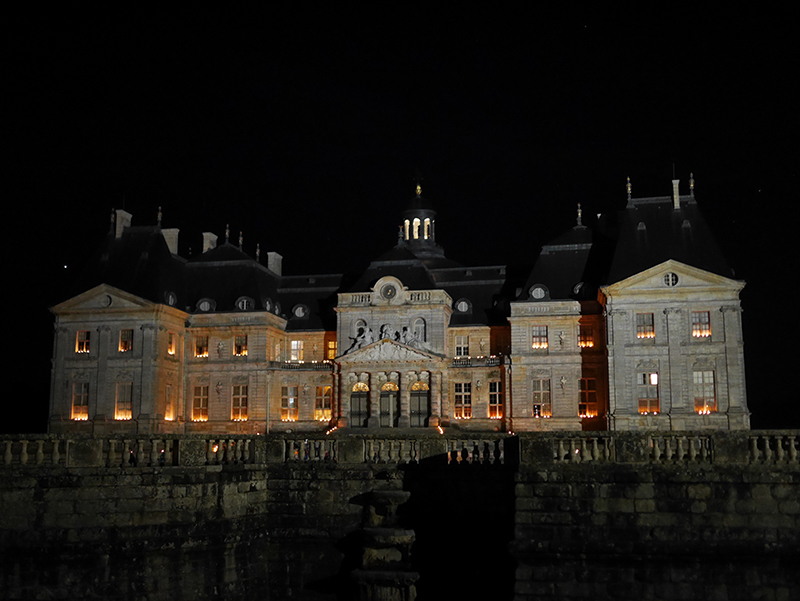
8;11;797;432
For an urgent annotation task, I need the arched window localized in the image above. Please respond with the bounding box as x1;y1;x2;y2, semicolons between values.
351;381;369;428
410;380;430;427
380;382;399;427
413;318;426;342
413;218;420;239
404;220;410;240
354;319;367;338
424;218;431;239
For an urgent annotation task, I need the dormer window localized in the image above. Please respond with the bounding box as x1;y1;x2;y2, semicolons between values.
197;299;214;313
236;297;254;311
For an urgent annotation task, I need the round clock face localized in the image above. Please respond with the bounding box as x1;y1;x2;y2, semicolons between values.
531;286;545;300
381;284;397;300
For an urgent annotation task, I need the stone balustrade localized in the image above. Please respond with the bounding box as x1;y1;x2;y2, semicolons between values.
2;430;799;469
450;355;504;367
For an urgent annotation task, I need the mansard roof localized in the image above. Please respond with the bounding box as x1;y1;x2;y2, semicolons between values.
602;195;733;285
70;225;186;307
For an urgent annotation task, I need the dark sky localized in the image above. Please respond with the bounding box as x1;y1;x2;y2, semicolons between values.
8;11;797;432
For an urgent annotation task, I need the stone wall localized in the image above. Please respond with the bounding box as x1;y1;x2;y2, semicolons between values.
1;431;798;600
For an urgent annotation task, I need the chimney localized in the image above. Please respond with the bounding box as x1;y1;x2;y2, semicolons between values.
267;251;283;276
115;209;132;238
202;232;218;253
672;179;681;210
162;228;179;255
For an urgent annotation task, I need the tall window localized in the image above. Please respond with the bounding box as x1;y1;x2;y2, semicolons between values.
693;370;716;414
290;340;304;361
636;313;655;339
119;329;133;352
578;325;594;348
350;382;369;428
489;381;503;419
327;340;337;360
692;311;711;338
315;386;332;421
115;382;133;420
454;382;472;418
531;326;548;349
380;382;400;427
423;218;431;239
579;378;597;418
413;217;420;239
232;385;248;421
281;385;299;421
75;330;90;353
164;384;175;421
637;372;659;414
234;335;248;356
404;219;410;240
532;379;551;418
455;335;469;357
192;386;209;421
195;336;209;358
71;382;89;420
167;332;176;356
410;381;430;427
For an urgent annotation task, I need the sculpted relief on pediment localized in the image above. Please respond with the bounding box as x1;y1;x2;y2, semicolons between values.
340;339;438;363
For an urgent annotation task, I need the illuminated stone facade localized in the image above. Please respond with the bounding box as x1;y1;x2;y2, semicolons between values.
48;180;750;434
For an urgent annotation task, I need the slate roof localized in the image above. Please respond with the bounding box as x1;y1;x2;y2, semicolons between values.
601;195;733;284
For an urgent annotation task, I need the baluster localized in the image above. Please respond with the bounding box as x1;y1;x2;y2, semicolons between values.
3;441;11;465
580;439;590;462
35;440;44;465
591;438;600;461
150;440;159;466
652;437;661;462
700;437;711;461
122;440;131;467
749;437;760;462
244;439;251;463
677;437;686;461
207;439;216;464
164;439;173;465
763;436;773;462
20;441;29;465
366;440;374;463
556;439;566;462
788;436;797;463
569;439;580;463
688;437;698;461
498;439;505;465
775;436;785;462
136;440;145;466
388;440;397;463
52;439;61;466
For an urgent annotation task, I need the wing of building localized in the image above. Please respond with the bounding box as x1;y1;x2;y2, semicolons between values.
49;178;749;435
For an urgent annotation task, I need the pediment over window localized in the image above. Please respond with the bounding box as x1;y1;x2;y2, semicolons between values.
339;339;442;364
51;284;161;313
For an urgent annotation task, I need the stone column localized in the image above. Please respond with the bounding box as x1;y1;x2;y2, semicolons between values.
367;373;379;429
397;371;410;428
431;370;442;427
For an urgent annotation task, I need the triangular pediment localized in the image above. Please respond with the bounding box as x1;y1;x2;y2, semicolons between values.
339;338;442;364
601;260;744;296
51;284;158;314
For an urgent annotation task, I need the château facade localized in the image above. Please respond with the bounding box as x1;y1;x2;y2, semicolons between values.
48;178;750;435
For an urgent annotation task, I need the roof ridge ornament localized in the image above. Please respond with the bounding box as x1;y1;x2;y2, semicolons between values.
626;177;633;208
225;223;230;243
239;231;243;250
576;203;583;227
690;172;695;197
157;206;162;227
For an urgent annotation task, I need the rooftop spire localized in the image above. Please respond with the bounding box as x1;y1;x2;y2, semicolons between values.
576;203;583;227
225;224;230;243
239;231;243;250
157;206;162;226
626;177;632;200
689;172;695;197
256;243;260;262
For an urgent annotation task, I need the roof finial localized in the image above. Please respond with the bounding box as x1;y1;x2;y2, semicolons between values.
413;168;423;197
157;206;162;226
626;177;632;201
109;208;115;235
239;231;243;249
256;243;261;262
689;172;695;197
225;224;230;243
576;203;583;227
